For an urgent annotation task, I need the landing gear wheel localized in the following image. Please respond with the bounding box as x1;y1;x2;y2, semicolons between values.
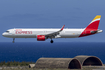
50;40;53;43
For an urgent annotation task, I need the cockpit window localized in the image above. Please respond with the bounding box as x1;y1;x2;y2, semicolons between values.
6;31;9;33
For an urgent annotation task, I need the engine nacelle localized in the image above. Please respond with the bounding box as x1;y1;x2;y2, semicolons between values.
37;35;46;41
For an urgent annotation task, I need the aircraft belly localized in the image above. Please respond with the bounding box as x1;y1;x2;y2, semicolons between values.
60;35;79;38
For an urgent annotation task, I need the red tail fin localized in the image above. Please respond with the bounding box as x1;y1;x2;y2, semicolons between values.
79;15;101;37
86;15;101;30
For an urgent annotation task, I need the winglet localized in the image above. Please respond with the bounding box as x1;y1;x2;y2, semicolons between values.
61;25;65;31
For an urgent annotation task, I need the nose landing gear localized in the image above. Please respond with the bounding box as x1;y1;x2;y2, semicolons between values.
12;38;15;43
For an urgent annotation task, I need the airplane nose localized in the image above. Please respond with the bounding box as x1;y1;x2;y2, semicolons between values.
2;33;6;36
2;33;4;36
2;32;10;37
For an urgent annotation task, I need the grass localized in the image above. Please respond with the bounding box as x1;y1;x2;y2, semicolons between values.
0;61;35;66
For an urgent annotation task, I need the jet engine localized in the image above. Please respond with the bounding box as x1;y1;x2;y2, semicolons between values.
37;35;46;41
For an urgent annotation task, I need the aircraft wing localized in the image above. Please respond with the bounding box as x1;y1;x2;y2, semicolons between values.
45;25;65;38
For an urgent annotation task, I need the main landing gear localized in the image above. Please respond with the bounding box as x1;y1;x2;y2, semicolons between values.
12;38;15;43
50;39;53;43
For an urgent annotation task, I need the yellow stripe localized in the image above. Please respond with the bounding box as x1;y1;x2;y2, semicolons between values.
92;15;101;22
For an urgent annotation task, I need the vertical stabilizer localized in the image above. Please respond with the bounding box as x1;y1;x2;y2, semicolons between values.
79;15;101;37
86;15;101;30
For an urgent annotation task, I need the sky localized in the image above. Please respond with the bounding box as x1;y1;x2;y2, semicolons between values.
0;0;105;42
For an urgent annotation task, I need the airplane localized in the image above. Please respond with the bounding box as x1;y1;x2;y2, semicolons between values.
2;15;102;43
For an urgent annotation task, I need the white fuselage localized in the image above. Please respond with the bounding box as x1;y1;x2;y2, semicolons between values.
2;28;84;38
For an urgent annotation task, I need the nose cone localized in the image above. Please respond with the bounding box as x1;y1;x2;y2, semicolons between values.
2;32;8;37
2;32;5;37
2;32;12;38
